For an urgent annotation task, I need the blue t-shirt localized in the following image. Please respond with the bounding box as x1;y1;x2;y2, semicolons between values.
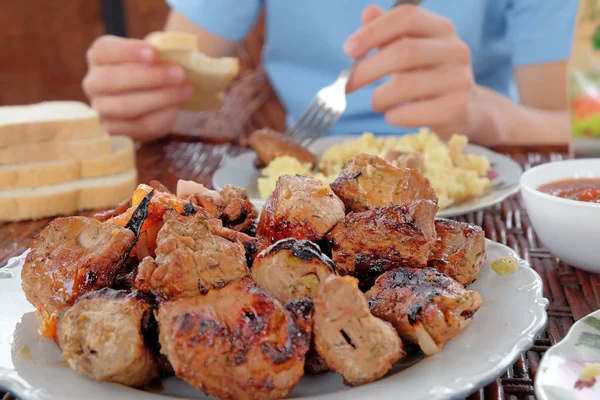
166;0;577;136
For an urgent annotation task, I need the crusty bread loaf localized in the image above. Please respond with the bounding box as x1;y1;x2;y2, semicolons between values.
145;31;239;111
0;169;137;221
0;101;103;149
0;135;112;165
0;136;135;189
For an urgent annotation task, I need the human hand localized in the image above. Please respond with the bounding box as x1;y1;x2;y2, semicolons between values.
82;35;194;141
344;5;476;138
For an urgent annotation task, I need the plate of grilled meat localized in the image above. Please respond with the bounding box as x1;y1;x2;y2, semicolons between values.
0;153;544;400
214;129;522;217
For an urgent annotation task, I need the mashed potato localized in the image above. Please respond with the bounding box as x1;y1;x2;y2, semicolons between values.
258;128;492;209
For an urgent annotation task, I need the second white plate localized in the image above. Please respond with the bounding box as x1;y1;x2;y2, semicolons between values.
213;135;522;217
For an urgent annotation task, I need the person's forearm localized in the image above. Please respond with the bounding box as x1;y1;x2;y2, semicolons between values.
467;85;570;146
164;10;236;57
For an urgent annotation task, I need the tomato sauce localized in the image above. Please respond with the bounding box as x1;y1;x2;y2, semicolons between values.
538;178;600;203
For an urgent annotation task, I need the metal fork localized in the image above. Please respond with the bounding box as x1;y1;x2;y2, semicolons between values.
286;0;424;147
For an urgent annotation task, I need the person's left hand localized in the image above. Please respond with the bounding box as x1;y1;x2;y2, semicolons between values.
344;5;475;137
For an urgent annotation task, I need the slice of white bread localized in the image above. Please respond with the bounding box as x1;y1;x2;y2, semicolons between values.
0;136;135;189
0;101;103;149
145;31;240;111
0;135;111;165
0;169;137;222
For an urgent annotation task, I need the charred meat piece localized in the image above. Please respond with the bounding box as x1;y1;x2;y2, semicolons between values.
313;275;404;386
57;288;161;387
157;278;312;400
220;185;259;233
326;200;438;280
206;218;268;266
136;212;248;299
367;267;482;356
428;219;486;286
330;154;437;212
21;217;136;338
257;175;346;243
252;238;335;305
248;128;317;168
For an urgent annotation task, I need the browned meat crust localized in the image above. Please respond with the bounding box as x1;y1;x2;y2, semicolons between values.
366;267;482;356
248;128;317;168
257;175;345;243
428;219;486;286
251;238;335;305
313;275;405;386
220;185;259;233
326;200;438;280
157;278;311;400
21;217;136;338
330;154;437;212
384;150;424;170
135;211;248;299
57;288;161;387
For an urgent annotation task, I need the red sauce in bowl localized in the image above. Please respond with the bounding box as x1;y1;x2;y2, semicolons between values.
538;178;600;203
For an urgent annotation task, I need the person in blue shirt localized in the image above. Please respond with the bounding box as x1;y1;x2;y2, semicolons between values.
83;1;577;146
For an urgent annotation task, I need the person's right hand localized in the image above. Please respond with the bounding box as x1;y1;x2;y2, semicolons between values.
82;35;194;141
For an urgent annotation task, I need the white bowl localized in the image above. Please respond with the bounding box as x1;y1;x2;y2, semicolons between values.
520;159;600;273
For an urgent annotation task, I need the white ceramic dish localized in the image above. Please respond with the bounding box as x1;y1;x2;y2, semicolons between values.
0;241;547;400
535;309;600;400
213;135;522;218
520;159;600;273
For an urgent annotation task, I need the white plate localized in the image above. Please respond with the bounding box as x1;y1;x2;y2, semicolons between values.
213;135;523;218
535;309;600;400
0;240;547;400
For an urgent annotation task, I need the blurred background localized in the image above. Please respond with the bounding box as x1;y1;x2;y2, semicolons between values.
0;0;285;133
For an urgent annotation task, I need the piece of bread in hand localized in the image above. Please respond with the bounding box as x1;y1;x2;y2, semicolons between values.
0;135;112;165
0;136;135;190
0;169;138;222
0;101;103;149
145;31;240;111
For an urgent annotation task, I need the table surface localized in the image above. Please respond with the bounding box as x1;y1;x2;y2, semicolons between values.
1;138;597;400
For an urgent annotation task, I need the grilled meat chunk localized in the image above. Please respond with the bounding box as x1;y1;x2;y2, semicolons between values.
249;128;317;168
326;200;438;280
313;275;404;386
330;154;437;212
136;211;248;299
21;217;136;338
367;267;482;356
257;175;345;243
384;150;424;171
252;238;335;305
220;185;259;233
57;288;161;387
157;278;312;400
428;219;486;286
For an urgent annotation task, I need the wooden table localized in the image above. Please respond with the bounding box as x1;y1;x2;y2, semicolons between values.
1;139;597;400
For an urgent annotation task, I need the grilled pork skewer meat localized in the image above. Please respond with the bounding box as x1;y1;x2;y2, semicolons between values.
251;238;335;305
157;278;312;400
330;154;437;212
257;175;345;244
21;191;154;338
248;128;317;168
428;219;486;286
136;211;248;299
366;267;482;356
251;238;335;375
178;181;259;233
313;275;405;386
57;288;162;387
326;200;438;281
